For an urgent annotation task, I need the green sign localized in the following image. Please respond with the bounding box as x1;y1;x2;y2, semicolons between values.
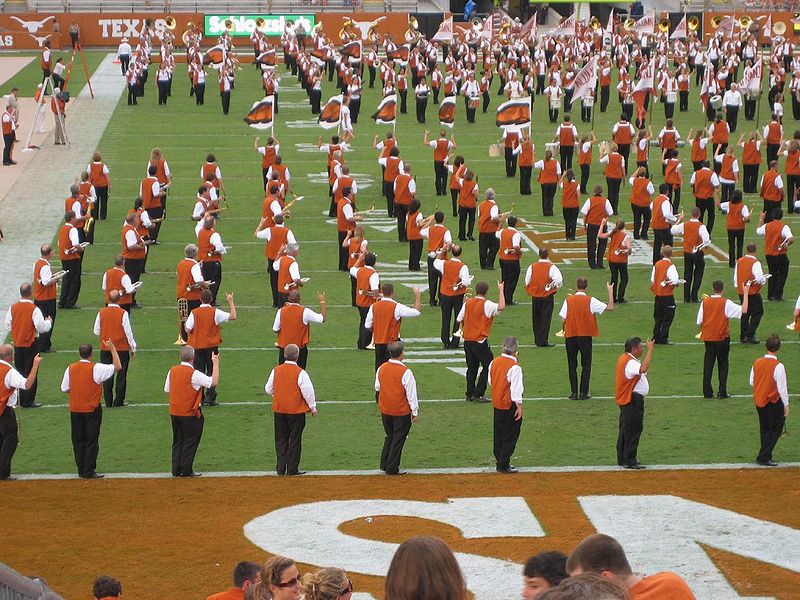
204;15;315;37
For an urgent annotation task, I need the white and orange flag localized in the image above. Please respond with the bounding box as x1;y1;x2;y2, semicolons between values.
432;16;453;43
670;14;687;40
632;57;655;110
632;9;655;35
256;49;276;68
567;56;598;101
243;96;274;129
717;15;735;38
496;97;531;129
318;94;343;129
203;44;227;69
520;14;537;42
372;94;397;125
340;40;362;60
481;14;495;41
439;96;456;127
763;13;773;37
605;9;615;35
551;12;577;38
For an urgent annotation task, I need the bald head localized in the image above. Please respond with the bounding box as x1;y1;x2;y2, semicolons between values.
0;344;12;361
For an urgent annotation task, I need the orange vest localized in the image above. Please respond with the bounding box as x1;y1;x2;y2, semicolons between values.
187;305;221;349
271;362;309;414
615;353;641;406
499;228;520;260
10;301;36;348
490;355;516;410
277;303;311;348
347;238;364;269
426;224;449;255
786;149;800;175
742;141;762;165
558;124;575;146
121;224;145;260
261;145;278;170
578;143;592;166
764;219;789;256
735;255;762;295
726;202;747;231
665;159;682;185
564;294;599;337
461;297;494;341
394;173;414;206
98;305;131;351
68;361;103;413
458;180;478;209
0;362;15;413
752;357;782;408
434;139;450;162
140;176;160;210
383;156;402;182
201;162;220;187
760;170;782;201
691;138;707;162
477;200;499;233
604;153;625;179
105;267;132;306
261;194;284;227
700;296;730;341
613;123;633;145
58;224;78;262
198;228;222;263
526;261;557;298
561;180;579;208
33;259;57;301
651;259;676;296
629;572;696;600
651;195;670;230
168;364;203;417
265;226;290;260
371;299;402;344
355;266;378;307
693;169;715;199
439;260;467;297
538;159;560;184
334;174;354;203
683;220;703;254
661;129;678;150
519;142;534;167
766;121;782;144
177;259;201;301
276;256;298;292
608;230;628;264
406;210;422;241
377;361;411;416
719;155;737;181
630;177;652;207
89;162;109;187
711;121;729;143
585;196;609;226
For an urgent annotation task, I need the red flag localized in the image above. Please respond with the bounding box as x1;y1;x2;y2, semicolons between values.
372;94;397;125
496;97;531;129
243;96;274;129
256;49;276;67
203;44;226;69
387;46;409;62
318;94;343;129
340;40;362;60
439;96;456;128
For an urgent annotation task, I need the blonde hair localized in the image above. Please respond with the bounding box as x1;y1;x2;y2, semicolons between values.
251;556;296;600
150;147;163;163
300;567;348;600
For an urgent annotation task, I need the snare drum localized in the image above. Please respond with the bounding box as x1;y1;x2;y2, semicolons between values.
468;96;480;109
666;91;678;104
710;94;723;110
549;95;562;109
488;143;504;157
545;142;560;154
582;96;594;107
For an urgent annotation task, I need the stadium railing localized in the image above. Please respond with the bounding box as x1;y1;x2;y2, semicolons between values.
27;0;423;12
0;563;64;600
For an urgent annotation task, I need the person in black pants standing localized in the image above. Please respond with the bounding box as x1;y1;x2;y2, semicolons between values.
751;335;789;467
525;249;563;347
615;337;654;470
433;245;470;349
497;217;522;304
375;342;418;475
0;345;41;480
265;344;317;476
489;336;524;473
735;244;766;344
58;211;84;310
651;245;680;345
6;284;51;408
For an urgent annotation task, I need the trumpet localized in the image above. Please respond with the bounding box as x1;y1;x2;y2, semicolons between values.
745;274;771;286
691;241;709;254
613;247;630;256
358;289;382;299
186;280;214;292
66;241;91;255
354;203;376;216
284;277;310;291
165;16;177;30
207;245;232;257
174;298;189;345
660;278;686;287
544;280;561;292
778;237;791;250
50;270;67;280
452;274;474;291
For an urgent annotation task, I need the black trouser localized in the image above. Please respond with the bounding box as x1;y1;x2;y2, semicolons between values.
357;306;371;349
728;229;745;267
765;254;789;300
482;90;490;112
399;89;407;113
696;197;715;234
0;407;18;479
465;98;476;123
100;350;129;407
499;259;520;303
617;145;630;173
124;257;144;304
13;346;37;407
493;405;521;470
720;182;734;206
34;299;56;352
679;90;689;112
531;295;554;346
559;146;574;172
380;413;412;474
268;259;280;308
581;103;592;122
368;65;376;87
766;143;780;165
519;166;532;195
383;181;395;217
434;161;447;195
478;232;499;269
757;402;785;463
158;80;169;104
59;258;81;309
684;252;705;303
703;338;730;397
409;239;423;271
374;343;390;371
119;54;130;75
763;201;781;222
565;336;593;395
617;393;645;466
171;414;204;476
427;256;441;305
739;293;763;341
541;183;556;216
70;407;102;477
585;223;607;269
563;207;578;240
787;174;800;214
504;147;517;177
200;261;222;305
609;262;628;302
652;295;676;344
606;177;622;213
579;164;590;194
415;96;428;123
744;98;756;120
3;132;14;164
278;346;308;369
450;189;458;216
127;83;138;105
726;105;739;132
631;205;651;239
310;89;321;113
350;97;361;123
458;207;475;240
395;203;408;242
338;230;348;271
220;90;231;115
464;340;493;399
440;294;464;347
95;186;109;220
194;82;205;105
548;107;559;123
600;85;609;111
274;412;306;475
145;206;163;241
652;228;672;264
193;347;218;404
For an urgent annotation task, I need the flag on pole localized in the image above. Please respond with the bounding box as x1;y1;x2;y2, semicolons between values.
243;96;274;129
605;9;614;35
481;14;494;41
670;14;687;40
387;45;409;63
203;44;227;69
372;94;397;125
496;97;531;129
551;12;577;38
632;57;655;112
318;94;344;129
432;16;454;43
256;49;276;68
632;9;655;35
717;15;735;38
520;15;537;41
439;96;456;127
340;40;362;60
567;56;598;101
763;13;773;37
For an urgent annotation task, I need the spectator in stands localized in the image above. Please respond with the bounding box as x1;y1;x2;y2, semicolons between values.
536;573;629;599
92;575;122;599
301;567;353;600
566;533;696;598
207;561;262;600
523;551;568;598
385;536;467;600
251;556;301;600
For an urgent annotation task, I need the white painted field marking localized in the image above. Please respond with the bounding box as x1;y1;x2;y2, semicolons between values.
447;367;469;377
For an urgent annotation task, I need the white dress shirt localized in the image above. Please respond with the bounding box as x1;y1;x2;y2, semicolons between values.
365;298;421;330
623;354;650;396
722;89;743;107
580;197;614;217
756;222;793;240
92;304;137;352
61;360;117;391
558;291;607;320
164;361;213;392
265;360;317;411
670;220;711;247
273;304;324;332
374;359;419;416
432;258;470;283
488;354;524;404
733;256;765;287
750;354;789;406
257;226;297;245
4;299;51;334
651;261;680;287
0;360;28;408
696;295;743;326
524;261;563;287
184;305;230;332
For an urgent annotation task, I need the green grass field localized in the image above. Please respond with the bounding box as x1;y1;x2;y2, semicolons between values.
8;55;800;474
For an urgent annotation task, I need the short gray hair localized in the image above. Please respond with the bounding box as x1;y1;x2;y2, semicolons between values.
284;344;300;361
184;244;198;258
502;336;518;355
180;345;195;362
485;188;496;200
286;242;300;253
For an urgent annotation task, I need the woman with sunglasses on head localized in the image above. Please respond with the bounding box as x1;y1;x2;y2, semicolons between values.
301;567;354;600
251;556;302;600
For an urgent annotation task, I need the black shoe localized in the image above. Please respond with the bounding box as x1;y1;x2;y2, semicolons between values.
429;300;439;307
623;463;646;470
0;475;17;481
131;303;143;309
202;398;219;406
746;338;760;345
468;236;475;241
507;301;518;305
287;470;307;476
756;460;778;467
386;470;407;476
183;471;202;477
569;393;578;400
538;342;555;347
616;299;627;304
716;392;730;399
579;394;592;400
470;396;491;403
81;472;105;479
22;402;42;409
703;394;714;399
496;466;518;473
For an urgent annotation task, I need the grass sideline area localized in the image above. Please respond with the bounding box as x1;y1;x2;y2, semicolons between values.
7;59;800;475
1;49;108;93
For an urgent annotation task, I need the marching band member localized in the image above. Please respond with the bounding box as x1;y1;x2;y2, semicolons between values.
274;242;304;308
599;143;625;214
58;211;84;310
502;127;520;178
273;290;326;369
433;244;470;349
121;211;147;308
763;114;784;165
628;166;654;240
535;149;561;217
456;281;505;402
266;155;291;193
165;346;219;477
713;145;738;206
366;284;421;370
219;65;233;115
555;115;578;172
581;185;614;270
423;129;456;197
756;208;794;301
61;342;121;479
697;281;748;399
759;160;785;220
198;215;226;304
577;132;596;194
513;132;534;196
93;290;137;408
255;135;281;190
461;72;480;123
489;336;523;474
497;216;522;304
651;183;680;264
421;211;451;306
477;189;501;269
525;248;563;348
102;255;136;313
725;189;750;267
672;207;710;304
2;100;16;166
735;243;767;344
265;343;317;476
351;251;380;350
651;245;680;345
456;169;479;241
559;278;615;400
257;213;296;308
33;244;61;353
738;130;762;194
598;218;632;304
87;153;111;220
722;82;743;132
4;284;51;409
615;337;654;470
393;163;416;242
750;335;789;467
185;289;236;407
782;138;800;213
0;344;41;479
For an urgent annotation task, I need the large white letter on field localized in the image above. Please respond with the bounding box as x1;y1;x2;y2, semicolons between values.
243;497;543;600
579;495;800;600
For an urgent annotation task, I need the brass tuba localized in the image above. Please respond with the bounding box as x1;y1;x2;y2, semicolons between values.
590;16;601;30
224;18;235;32
255;17;266;31
773;20;787;35
623;17;636;31
688;16;700;31
339;17;355;42
405;16;420;43
658;18;670;33
711;15;723;29
738;15;752;29
165;16;177;30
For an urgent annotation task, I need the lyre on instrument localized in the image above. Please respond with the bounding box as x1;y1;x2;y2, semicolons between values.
174;298;190;345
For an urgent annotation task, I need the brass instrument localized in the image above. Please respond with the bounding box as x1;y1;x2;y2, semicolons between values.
368;24;381;44
658;18;670;33
255;17;266;31
284;277;311;291
83;215;94;234
186;280;214;292
452;274;474;291
738;16;752;29
660;278;686;287
711;16;723;29
543;280;561;292
165;16;177;30
339;17;356;42
224;18;235;32
175;298;189;345
688;16;700;31
695;293;711;339
590;16;601;30
405;17;420;44
774;21;787;35
354;202;376;216
623;17;635;32
499;20;512;44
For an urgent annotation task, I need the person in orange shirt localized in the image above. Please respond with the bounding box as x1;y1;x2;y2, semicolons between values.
433;244;471;349
164;345;219;477
350;251;380;349
725;190;750;267
598;219;632;304
477;188;502;269
615;337;654;470
558;169;580;240
600;143;625;214
566;534;696;599
375;342;419;475
58;211;85;310
393;162;416;242
697;280;749;398
447;155;465;217
689;160;720;234
272;290;326;369
670;207;710;304
737;130;762;194
0;344;41;479
33;244;62;353
489;336;524;473
206;561;261;600
535;149;563;217
264;344;317;476
735;243;767;343
513;132;535;196
651;245;681;345
751;335;790;466
756;208;794;301
628;166;654;240
559;278;615;400
2;99;17;166
456;168;479;241
525;248;564;347
61;342;121;478
92;290;137;407
92;575;123;599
